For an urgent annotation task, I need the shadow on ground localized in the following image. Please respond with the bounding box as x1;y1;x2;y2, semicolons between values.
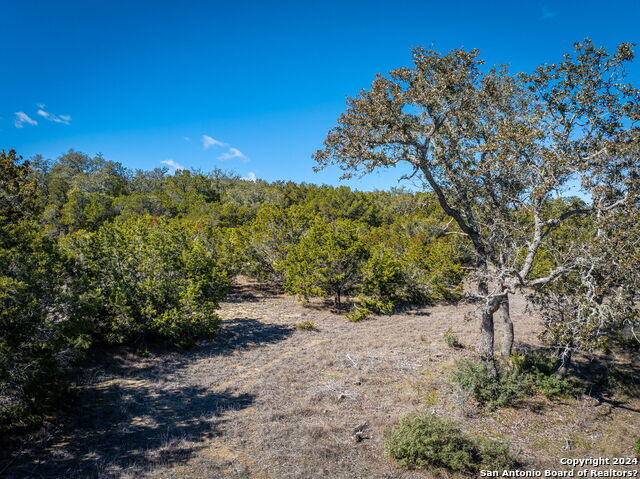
224;281;283;303
1;317;294;479
210;317;294;354
3;383;254;479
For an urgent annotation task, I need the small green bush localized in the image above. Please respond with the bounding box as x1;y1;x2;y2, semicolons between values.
476;438;519;470
345;307;370;322
281;218;369;307
444;328;461;348
295;320;316;331
603;365;640;398
452;353;578;409
345;296;393;322
385;412;517;473
511;352;579;399
452;358;531;409
634;437;640;457
385;413;477;472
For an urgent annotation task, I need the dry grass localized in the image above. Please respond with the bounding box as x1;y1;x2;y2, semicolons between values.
1;278;638;478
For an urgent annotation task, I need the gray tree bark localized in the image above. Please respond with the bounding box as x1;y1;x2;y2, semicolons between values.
555;343;573;379
479;305;497;377
499;295;514;359
476;259;498;377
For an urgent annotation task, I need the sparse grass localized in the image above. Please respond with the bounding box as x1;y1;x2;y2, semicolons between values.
295;320;317;331
566;432;592;453
422;390;439;405
528;432;553;451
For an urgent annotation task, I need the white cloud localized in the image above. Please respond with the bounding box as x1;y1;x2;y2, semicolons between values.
218;147;248;161
202;135;227;149
161;159;185;172
244;171;257;182
14;112;38;128
541;7;557;19
198;134;250;162
36;105;72;125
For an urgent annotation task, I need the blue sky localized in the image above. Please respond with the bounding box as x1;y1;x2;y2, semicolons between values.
2;0;639;190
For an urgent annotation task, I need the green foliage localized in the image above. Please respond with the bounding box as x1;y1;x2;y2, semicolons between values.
360;244;405;301
452;354;579;409
385;412;517;473
72;216;230;347
314;40;640;378
385;413;477;472
345;297;394;322
0;150;91;430
511;352;579;398
298;185;383;226
0;149;40;223
241;204;310;282
402;237;466;303
452;359;525;409
634;437;640;457
443;328;461;348
601;365;640;398
1;147;469;431
476;438;519;470
282;218;369;306
295;321;316;331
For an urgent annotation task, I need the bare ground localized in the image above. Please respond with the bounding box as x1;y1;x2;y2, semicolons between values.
2;280;639;478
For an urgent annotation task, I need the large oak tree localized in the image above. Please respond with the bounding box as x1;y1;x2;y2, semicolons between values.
314;41;640;374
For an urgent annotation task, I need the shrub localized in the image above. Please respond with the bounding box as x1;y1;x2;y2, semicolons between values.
0;223;92;430
240;204;310;282
385;412;517;473
452;359;530;409
452;354;578;409
443;328;461;348
401;237;466;303
345;296;394;322
295;321;316;331
602;365;640;398
282;218;369;306
476;438;519;470
635;437;640;457
360;244;404;301
385;413;477;472
72;216;230;348
511;352;579;399
345;307;370;323
1;151;92;430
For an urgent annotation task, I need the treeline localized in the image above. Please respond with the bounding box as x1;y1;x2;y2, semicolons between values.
0;149;468;429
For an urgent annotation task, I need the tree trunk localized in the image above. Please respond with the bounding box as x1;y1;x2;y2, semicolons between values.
499;295;514;359
479;305;497;377
555;343;573;379
476;261;497;377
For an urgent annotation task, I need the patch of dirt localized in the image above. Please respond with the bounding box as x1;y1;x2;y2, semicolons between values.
2;279;638;478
